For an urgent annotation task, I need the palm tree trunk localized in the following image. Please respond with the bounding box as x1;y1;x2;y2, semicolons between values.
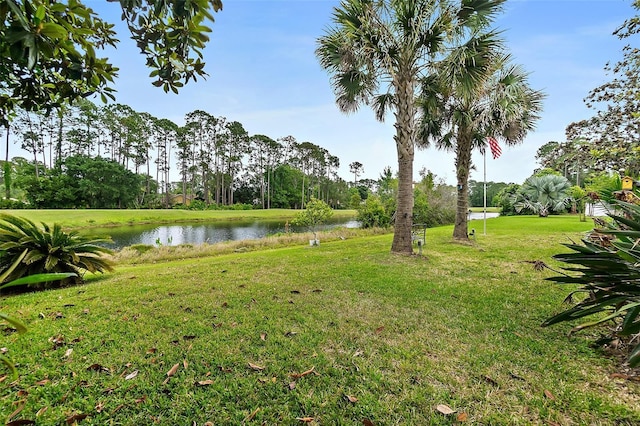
391;73;415;254
453;134;473;240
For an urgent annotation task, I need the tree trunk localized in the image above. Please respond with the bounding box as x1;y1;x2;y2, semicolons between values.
453;134;473;240
391;72;416;254
4;125;10;200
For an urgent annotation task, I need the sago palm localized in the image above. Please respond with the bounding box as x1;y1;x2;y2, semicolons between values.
419;32;544;240
0;214;113;288
316;0;505;254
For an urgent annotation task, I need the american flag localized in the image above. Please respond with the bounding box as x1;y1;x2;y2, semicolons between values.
487;137;502;160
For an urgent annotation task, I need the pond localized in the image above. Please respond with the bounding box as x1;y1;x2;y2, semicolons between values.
91;218;360;249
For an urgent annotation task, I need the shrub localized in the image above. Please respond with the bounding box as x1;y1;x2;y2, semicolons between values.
0;215;114;288
357;195;391;228
543;201;640;366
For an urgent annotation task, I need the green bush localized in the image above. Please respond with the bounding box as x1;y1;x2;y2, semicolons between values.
543;201;640;366
356;195;391;228
0;215;114;288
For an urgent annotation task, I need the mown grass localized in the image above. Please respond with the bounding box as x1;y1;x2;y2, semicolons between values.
0;209;356;230
1;214;638;425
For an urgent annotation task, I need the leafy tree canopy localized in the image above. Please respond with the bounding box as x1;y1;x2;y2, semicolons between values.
0;0;223;126
565;1;640;175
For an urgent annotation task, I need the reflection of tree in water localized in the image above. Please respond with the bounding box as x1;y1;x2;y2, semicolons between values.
100;219;358;249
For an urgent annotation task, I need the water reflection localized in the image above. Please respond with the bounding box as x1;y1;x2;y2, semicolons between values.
92;218;359;249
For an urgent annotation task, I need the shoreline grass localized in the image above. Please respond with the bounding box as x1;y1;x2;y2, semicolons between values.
1;215;638;424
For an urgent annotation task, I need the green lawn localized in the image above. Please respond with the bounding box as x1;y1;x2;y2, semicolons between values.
0;208;357;229
1;215;638;425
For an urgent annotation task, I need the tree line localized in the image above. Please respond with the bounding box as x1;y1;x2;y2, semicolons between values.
1;101;353;209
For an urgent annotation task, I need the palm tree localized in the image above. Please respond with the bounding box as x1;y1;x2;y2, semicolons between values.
419;33;544;240
317;0;505;254
513;174;571;217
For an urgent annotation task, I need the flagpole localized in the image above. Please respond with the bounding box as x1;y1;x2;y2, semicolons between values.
483;147;487;236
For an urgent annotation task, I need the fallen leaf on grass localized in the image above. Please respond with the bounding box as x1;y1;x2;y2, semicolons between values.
95;402;105;413
219;366;232;373
374;326;384;334
346;395;358;403
436;404;456;415
35;379;50;386
63;348;73;358
196;380;215;386
362;419;375;426
290;366;315;379
65;413;87;424
8;400;25;420
483;375;498;386
167;363;180;377
285;331;298;337
135;396;146;404
260;333;267;341
296;417;314;423
124;370;138;380
244;407;260;422
545;421;561;426
457;412;468;421
289;382;296;390
543;390;556;400
36;406;48;416
6;420;35;426
248;362;265;371
312;289;322;293
290;290;301;294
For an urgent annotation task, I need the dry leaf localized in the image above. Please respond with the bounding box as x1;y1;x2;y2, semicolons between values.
167;363;180;377
291;366;315;379
65;413;87;424
124;370;138;380
289;382;296;390
35;379;50;386
545;421;561;426
457;412;468;421
248;362;265;371
197;380;215;386
436;404;456;415
146;347;157;354
87;364;110;373
36;406;48;417
346;395;358;403
63;348;73;358
543;390;556;400
244;407;260;422
362;419;375;426
135;396;146;404
8;401;25;420
291;290;301;294
183;360;189;369
353;349;364;357
374;326;384;334
95;402;105;413
6;420;35;426
260;333;267;341
296;417;314;423
483;375;498;386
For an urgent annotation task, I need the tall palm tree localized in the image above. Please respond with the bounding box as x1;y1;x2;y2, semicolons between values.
316;0;505;254
419;34;544;240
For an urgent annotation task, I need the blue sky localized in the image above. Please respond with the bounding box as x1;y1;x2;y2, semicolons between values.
67;0;636;185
